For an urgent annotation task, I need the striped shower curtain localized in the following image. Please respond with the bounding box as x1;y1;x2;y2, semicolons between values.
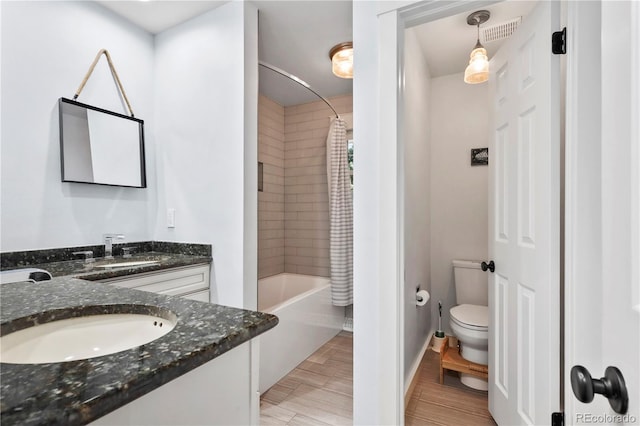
326;117;353;306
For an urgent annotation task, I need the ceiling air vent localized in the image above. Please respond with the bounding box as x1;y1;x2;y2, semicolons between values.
482;17;522;43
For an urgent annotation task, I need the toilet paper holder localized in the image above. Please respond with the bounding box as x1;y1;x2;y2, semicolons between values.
416;289;430;306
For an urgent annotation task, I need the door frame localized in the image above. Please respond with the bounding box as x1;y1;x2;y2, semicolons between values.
356;2;500;423
376;2;501;423
564;1;640;423
363;0;571;423
563;1;604;420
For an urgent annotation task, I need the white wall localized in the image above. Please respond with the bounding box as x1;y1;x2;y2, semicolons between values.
153;1;258;309
0;1;155;251
353;1;384;423
1;1;259;310
402;27;432;387
242;2;259;311
429;72;489;335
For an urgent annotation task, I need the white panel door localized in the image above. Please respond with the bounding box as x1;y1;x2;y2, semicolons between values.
488;1;560;424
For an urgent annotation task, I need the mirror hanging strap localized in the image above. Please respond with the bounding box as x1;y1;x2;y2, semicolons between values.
73;49;135;118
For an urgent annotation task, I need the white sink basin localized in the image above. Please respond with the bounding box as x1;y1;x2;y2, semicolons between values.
95;260;160;268
0;312;176;364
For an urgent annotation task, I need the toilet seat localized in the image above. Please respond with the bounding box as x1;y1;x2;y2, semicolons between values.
450;304;488;331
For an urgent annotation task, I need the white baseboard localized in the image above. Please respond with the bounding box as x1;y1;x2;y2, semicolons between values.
404;327;436;399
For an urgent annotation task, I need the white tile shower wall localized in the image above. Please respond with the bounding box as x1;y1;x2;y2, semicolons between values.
258;95;285;279
283;95;353;278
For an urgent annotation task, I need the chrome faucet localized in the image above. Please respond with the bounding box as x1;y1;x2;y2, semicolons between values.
103;234;125;259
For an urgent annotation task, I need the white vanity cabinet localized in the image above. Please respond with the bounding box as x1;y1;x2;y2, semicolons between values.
100;264;210;302
91;341;255;426
90;262;261;425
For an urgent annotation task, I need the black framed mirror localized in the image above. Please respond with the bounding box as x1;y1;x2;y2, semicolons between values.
58;97;146;188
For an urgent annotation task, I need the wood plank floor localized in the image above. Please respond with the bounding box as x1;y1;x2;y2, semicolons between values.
260;332;496;425
260;331;353;425
406;347;497;425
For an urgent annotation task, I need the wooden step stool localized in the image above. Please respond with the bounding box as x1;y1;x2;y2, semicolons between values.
439;336;488;384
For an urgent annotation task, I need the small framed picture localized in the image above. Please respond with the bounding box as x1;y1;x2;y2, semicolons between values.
471;148;489;166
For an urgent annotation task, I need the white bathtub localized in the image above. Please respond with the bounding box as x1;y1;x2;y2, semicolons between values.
258;273;344;394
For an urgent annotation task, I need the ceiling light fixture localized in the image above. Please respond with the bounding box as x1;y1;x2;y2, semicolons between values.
464;10;491;84
329;42;353;79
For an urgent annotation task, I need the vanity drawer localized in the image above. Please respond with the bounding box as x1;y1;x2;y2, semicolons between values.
183;289;211;302
101;264;210;300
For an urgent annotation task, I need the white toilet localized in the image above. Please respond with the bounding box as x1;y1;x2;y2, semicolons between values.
449;259;489;391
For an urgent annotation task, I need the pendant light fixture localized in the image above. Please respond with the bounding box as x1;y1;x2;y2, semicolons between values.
329;42;353;79
464;10;491;84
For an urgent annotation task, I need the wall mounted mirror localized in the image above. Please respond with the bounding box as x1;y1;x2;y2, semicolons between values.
58;98;146;188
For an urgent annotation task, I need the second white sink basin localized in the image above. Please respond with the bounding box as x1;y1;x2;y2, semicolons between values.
1;312;176;364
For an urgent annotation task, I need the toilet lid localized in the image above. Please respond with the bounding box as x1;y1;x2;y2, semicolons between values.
450;304;488;328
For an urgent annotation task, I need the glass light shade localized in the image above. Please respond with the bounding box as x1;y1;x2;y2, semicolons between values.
464;46;489;84
330;44;353;79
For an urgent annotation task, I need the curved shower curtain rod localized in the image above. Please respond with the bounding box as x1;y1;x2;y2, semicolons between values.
259;61;340;119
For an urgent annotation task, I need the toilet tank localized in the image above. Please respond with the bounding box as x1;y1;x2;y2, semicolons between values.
453;260;488;306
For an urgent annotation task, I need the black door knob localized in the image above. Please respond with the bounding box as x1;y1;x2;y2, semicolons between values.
481;260;495;273
570;365;629;414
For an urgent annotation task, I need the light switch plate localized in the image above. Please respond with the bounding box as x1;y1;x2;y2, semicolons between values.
167;208;176;228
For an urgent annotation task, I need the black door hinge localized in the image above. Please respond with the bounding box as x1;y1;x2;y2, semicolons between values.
552;412;565;426
552;28;567;54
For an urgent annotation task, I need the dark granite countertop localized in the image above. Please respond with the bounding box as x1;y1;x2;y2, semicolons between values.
0;241;213;281
29;251;212;282
0;278;278;425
